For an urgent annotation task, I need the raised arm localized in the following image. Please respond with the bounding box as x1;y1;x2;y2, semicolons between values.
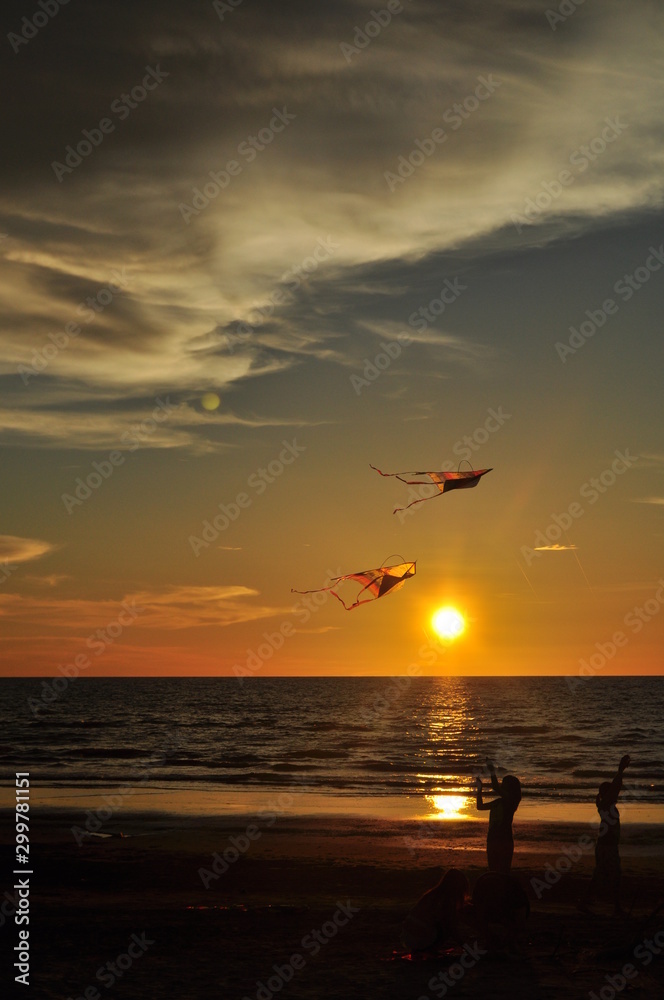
609;754;630;801
487;759;501;795
475;776;495;811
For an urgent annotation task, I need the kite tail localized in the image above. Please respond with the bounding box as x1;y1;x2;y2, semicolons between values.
341;589;398;611
393;491;444;514
291;586;372;611
370;464;432;486
290;583;339;596
334;592;376;611
329;589;354;611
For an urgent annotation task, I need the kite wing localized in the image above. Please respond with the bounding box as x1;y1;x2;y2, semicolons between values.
292;560;416;611
371;465;492;513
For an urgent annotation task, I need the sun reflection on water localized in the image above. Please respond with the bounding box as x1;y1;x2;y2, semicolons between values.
425;793;474;820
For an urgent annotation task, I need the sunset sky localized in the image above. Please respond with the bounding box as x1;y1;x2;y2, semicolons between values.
1;0;663;677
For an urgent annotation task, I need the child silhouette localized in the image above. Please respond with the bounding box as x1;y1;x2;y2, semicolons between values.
579;753;630;916
475;760;521;873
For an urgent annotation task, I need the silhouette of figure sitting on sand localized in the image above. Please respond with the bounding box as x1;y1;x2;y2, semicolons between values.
579;753;630;917
475;760;521;873
401;868;469;955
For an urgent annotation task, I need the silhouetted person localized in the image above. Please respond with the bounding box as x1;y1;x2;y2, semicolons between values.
579;753;630;917
401;868;469;955
475;760;521;873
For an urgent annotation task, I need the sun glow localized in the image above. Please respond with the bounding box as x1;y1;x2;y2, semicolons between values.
431;606;466;641
425;794;472;820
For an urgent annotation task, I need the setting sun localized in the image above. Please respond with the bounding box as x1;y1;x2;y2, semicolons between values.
431;606;466;642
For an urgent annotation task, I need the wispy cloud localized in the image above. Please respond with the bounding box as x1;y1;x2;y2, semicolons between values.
0;401;318;452
0;584;290;630
0;535;56;564
534;543;578;552
294;625;341;634
2;0;662;452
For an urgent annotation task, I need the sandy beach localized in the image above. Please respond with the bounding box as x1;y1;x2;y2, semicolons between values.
2;803;663;1000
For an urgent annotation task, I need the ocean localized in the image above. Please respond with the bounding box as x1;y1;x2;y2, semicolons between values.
2;676;663;805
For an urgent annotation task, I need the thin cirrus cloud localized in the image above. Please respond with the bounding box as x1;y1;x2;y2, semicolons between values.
0;535;56;564
0;585;291;631
295;626;342;634
533;544;578;552
0;401;320;452
355;319;496;368
1;0;663;455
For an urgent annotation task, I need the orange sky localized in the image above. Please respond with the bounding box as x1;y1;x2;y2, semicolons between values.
1;0;663;678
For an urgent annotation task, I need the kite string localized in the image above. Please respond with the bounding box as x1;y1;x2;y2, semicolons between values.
381;553;406;567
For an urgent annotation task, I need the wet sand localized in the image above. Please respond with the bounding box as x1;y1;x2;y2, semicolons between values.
1;807;663;999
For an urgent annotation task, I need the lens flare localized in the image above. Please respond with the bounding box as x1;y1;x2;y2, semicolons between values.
201;392;221;411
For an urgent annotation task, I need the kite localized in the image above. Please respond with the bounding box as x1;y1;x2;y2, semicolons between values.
371;464;492;513
291;558;416;611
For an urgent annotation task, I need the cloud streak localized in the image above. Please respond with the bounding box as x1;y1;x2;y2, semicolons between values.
2;0;663;451
0;535;56;564
0;584;291;631
533;544;578;552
